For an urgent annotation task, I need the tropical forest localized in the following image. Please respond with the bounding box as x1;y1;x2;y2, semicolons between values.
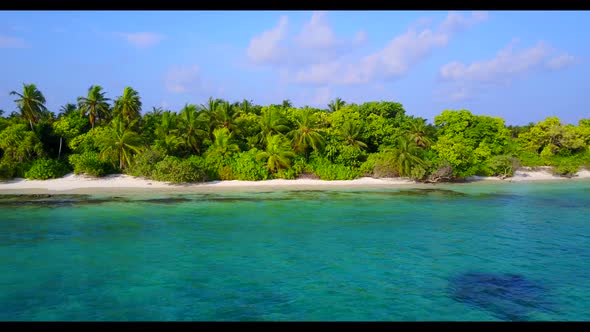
1;83;590;183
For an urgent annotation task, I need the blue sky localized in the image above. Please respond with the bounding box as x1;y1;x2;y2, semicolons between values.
0;10;588;125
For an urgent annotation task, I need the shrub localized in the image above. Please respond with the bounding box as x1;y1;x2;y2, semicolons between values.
546;152;590;168
578;152;590;168
486;155;522;178
67;126;109;153
569;152;590;168
277;155;308;179
359;155;375;175
218;165;234;181
25;158;70;180
68;152;114;177
309;156;362;180
186;155;208;174
410;165;427;181
203;151;232;181
15;161;34;178
126;147;164;178
230;150;269;181
540;144;558;160
334;145;367;168
361;152;399;178
552;163;579;178
372;156;399;178
515;151;544;167
427;161;454;183
150;156;206;183
0;160;15;180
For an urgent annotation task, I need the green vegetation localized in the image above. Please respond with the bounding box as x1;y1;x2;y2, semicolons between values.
68;152;114;177
25;158;70;180
1;83;589;183
150;156;207;183
432;110;511;177
553;163;580;178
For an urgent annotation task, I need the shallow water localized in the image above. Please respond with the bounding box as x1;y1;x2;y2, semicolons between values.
1;181;589;321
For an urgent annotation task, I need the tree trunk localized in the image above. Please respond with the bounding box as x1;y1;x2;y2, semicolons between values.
58;137;63;160
29;119;34;131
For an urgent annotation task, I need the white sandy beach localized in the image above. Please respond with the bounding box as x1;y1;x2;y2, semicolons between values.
466;167;590;182
0;173;416;193
1;168;589;194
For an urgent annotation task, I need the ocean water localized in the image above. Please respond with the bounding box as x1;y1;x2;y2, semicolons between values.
1;181;589;321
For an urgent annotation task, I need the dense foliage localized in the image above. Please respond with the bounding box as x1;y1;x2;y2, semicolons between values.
24;158;70;180
1;84;589;183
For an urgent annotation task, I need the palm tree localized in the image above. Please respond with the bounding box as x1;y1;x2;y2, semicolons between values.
209;127;240;159
214;101;241;132
289;108;325;156
235;99;254;114
55;103;77;160
78;85;110;129
113;87;142;126
200;97;222;137
328;97;346;112
257;107;289;147
162;134;186;156
281;99;292;109
178;104;207;154
148;106;164;117
154;110;184;155
407;119;433;148
154;110;177;139
388;136;424;177
97;117;143;170
256;134;295;175
339;121;367;151
0;123;44;162
10;83;48;130
58;103;79;118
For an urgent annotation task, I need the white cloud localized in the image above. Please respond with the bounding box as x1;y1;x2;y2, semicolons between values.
247;12;366;67
293;11;488;86
439;11;488;34
439;40;578;84
119;32;165;48
0;34;28;48
361;27;449;78
410;17;435;31
295;11;338;49
164;65;201;94
545;53;578;70
246;15;289;64
294;62;342;85
433;84;477;103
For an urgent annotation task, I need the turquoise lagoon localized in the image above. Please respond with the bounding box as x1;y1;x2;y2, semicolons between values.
1;181;589;321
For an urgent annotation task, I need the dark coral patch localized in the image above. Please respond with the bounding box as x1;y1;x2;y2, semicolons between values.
139;197;192;204
448;272;555;321
381;189;469;197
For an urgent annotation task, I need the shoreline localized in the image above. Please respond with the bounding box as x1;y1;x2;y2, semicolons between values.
1;168;590;195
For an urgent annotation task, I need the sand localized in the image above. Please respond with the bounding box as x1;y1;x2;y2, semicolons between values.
0;173;416;194
1;168;589;194
467;167;590;182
